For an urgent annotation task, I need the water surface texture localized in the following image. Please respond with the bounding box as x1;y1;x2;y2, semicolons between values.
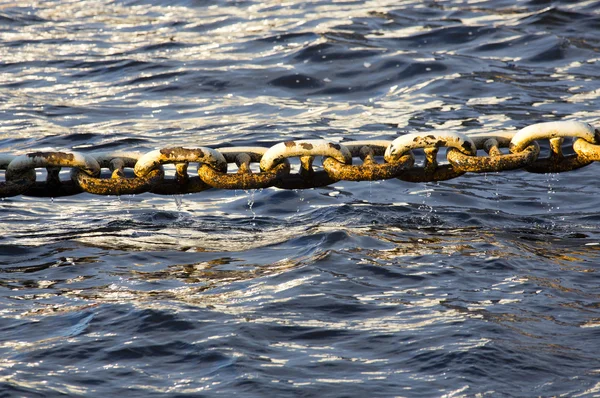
1;0;600;396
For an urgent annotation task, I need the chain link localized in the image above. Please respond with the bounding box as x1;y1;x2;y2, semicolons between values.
134;147;227;194
0;121;598;197
447;134;540;173
323;141;414;181
510;121;597;173
0;154;35;197
5;151;100;197
260;139;351;189
573;133;600;162
72;152;165;196
199;147;290;189
384;131;476;182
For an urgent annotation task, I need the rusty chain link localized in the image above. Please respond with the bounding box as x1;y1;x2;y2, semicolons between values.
199;147;290;190
5;151;100;197
384;131;476;182
0;121;598;197
510;121;597;173
134;147;227;194
72;152;165;196
0;154;35;197
323;141;414;181
447;133;540;173
260;139;351;189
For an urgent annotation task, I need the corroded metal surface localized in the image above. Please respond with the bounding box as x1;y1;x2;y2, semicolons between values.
259;139;352;172
72;153;165;196
199;161;290;190
385;132;476;182
509;121;598;173
73;167;164;196
323;142;414;181
573;136;600;162
385;131;477;162
259;139;351;189
398;147;466;183
525;137;594;173
133;147;228;195
134;147;227;177
3;151;100;197
6;151;100;179
323;154;414;181
200;147;291;189
447;141;540;173
1;121;599;197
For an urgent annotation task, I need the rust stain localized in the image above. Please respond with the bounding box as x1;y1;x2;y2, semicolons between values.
27;152;45;158
160;147;181;157
323;154;413;181
159;147;205;160
447;144;540;173
73;168;163;196
300;143;314;150
284;141;296;148
27;152;75;162
198;163;287;190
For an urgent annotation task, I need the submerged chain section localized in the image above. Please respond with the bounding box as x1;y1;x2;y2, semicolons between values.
1;121;599;197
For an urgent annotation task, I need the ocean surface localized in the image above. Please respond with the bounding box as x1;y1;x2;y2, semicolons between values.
1;0;600;396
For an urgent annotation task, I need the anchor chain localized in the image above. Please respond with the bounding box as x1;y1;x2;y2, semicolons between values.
0;121;598;197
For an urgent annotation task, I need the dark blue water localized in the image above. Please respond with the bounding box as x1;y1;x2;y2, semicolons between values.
1;1;600;396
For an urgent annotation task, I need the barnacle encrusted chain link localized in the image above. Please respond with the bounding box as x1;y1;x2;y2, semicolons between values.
1;121;599;198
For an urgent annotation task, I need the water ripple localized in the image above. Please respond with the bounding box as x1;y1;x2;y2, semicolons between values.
1;0;600;396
